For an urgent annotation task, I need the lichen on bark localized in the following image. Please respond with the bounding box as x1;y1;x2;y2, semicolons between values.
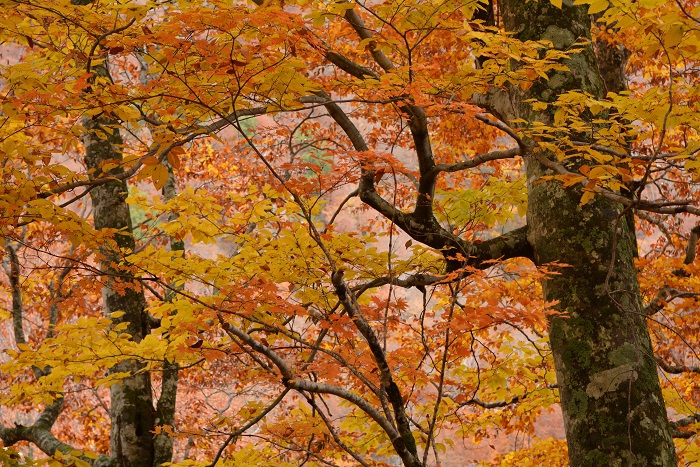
497;1;677;465
83;115;156;466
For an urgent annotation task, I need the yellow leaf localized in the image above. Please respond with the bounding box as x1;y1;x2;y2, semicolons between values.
152;163;170;190
588;166;612;180
550;0;562;8
666;24;685;48
580;190;595;205
142;156;159;166
553;108;567;126
170;146;186;156
587;0;609;14
167;152;181;170
327;1;355;15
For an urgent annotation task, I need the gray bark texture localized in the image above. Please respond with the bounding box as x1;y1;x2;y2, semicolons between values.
153;162;181;466
497;1;677;465
83;115;156;466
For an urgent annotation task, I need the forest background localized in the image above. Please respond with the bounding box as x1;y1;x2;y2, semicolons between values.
0;0;700;466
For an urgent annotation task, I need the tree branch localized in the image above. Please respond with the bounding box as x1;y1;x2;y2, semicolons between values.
635;211;674;249
683;224;700;264
451;384;558;409
475;114;527;151
304;395;372;467
5;242;27;350
0;399;115;466
655;356;700;375
207;388;291;467
330;270;420;466
215;313;420;465
430;147;521;176
324;51;379;80
308;68;532;272
532;152;700;216
340;4;436;222
343;8;394;72
414;146;522;218
670;413;700;438
644;288;700;316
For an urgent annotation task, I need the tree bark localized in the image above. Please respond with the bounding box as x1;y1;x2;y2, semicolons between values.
83;115;156;466
153;162;181;466
497;1;677;465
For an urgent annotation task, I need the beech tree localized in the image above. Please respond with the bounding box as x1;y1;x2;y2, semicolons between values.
1;0;699;466
498;2;674;465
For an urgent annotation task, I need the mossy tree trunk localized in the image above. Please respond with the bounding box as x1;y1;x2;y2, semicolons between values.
496;1;677;465
83;116;156;466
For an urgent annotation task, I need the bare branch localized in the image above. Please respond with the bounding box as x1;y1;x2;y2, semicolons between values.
430;147;521;176
670;413;700;439
452;384;558;409
304;91;415;233
343;8;395;72
301;92;369;151
635;211;674;249
216;313;419;465
532;152;700;216
208;388;291;467
339;4;436;221
309;56;532;273
0;399;115;466
475;114;527;150
324;51;379;80
656;356;700;375
304;396;373;467
352;272;443;296
571;140;627;158
644;288;700;316
324;189;359;232
331;270;420;466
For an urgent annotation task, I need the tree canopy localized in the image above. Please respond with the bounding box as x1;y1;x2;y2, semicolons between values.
0;0;699;465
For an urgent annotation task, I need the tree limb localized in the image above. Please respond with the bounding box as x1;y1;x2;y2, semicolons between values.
331;270;420;466
429;147;521;176
644;288;700;316
532;152;700;216
304;395;372;467
216;313;422;466
670;413;700;438
655;356;700;375
343;8;394;72
324;51;379;80
0;399;115;466
340;4;437;222
683;224;700;264
207;388;291;467
313;58;533;272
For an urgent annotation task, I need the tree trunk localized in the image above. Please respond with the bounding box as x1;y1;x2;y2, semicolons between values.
153;162;182;466
83;116;156;466
497;2;677;465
